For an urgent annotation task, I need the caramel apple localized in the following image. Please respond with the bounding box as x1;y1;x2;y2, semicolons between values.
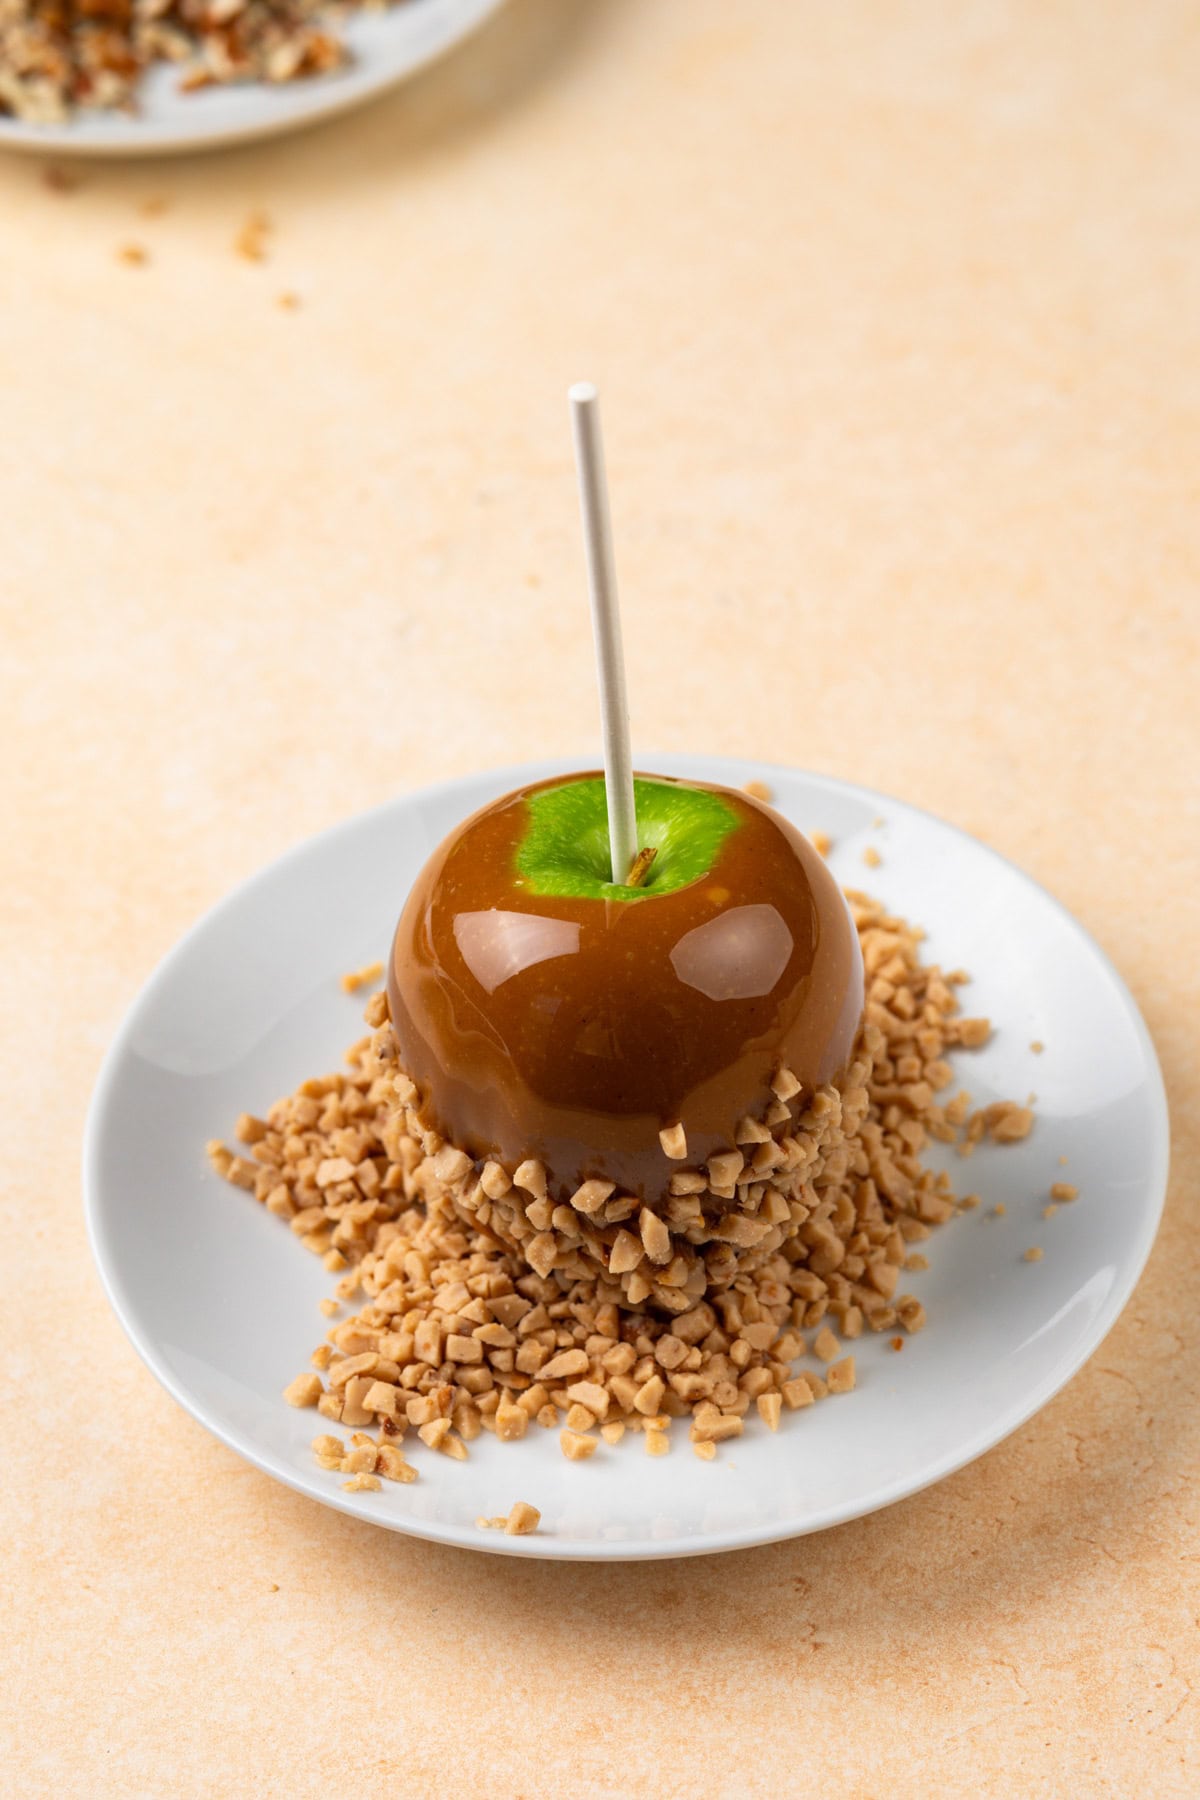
377;771;867;1310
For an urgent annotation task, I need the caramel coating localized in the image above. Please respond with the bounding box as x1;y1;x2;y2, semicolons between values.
387;773;864;1205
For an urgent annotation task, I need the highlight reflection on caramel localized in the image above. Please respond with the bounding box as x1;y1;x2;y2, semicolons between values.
388;774;864;1205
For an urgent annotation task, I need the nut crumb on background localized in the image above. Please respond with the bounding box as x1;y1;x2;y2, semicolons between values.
42;165;81;193
117;244;147;267
862;845;882;868
1023;1246;1044;1263
235;211;272;262
1050;1182;1078;1201
743;779;772;801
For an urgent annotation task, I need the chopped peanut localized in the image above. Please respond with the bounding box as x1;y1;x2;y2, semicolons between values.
827;1357;856;1394
565;1381;609;1420
756;1392;783;1431
692;1413;743;1444
376;1443;416;1484
282;1373;322;1408
659;1122;688;1160
633;1374;666;1416
570;1178;614;1215
539;1348;589;1382
609;1230;644;1274
770;1065;802;1102
639;1207;671;1265
340;962;384;994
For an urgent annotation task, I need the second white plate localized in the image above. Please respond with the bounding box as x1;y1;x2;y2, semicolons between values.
83;757;1169;1559
0;0;506;158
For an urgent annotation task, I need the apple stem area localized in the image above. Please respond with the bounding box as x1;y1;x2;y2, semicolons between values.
625;844;658;888
516;777;738;901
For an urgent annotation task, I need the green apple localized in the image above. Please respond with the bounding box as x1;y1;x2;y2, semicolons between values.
514;775;739;901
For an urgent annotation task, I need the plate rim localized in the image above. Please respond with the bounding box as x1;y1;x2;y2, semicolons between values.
0;0;508;159
82;755;1172;1560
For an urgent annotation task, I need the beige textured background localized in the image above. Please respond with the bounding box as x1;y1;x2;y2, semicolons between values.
3;1;1198;1794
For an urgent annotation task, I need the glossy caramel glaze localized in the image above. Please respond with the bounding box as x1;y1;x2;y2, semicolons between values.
387;773;864;1204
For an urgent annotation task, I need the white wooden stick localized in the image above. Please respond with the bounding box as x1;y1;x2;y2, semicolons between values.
569;381;638;884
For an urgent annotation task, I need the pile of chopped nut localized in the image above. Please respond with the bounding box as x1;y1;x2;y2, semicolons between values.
0;0;402;125
369;1031;877;1318
208;890;1032;1486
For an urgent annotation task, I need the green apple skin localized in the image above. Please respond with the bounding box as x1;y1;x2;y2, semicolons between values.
515;775;739;900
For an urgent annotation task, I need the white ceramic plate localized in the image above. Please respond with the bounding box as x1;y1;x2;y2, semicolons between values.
0;0;505;158
84;757;1169;1560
